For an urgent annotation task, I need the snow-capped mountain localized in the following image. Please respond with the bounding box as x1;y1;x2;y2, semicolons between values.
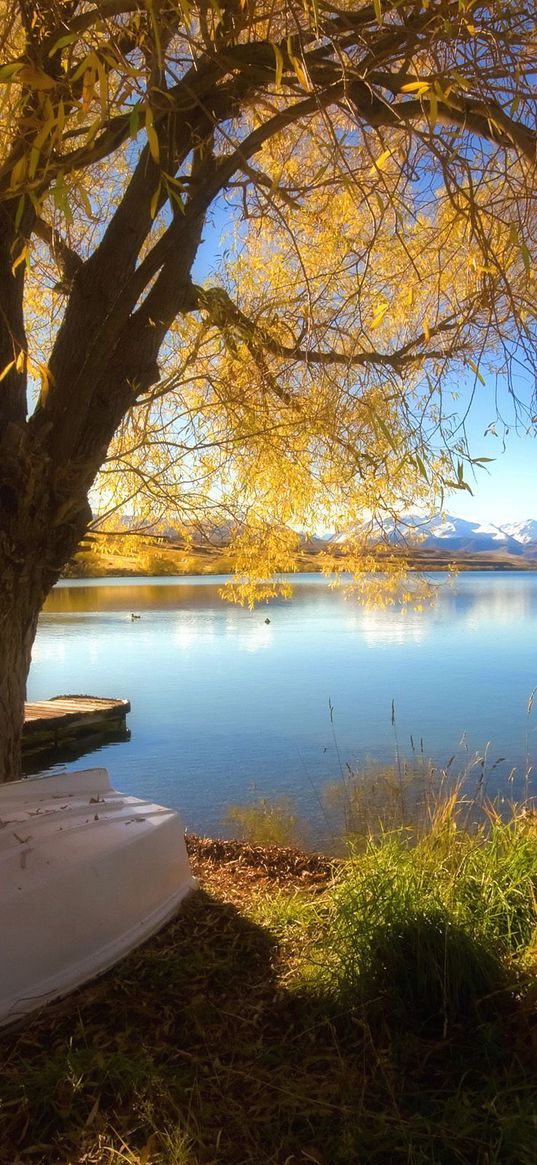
494;520;537;545
325;514;537;557
388;514;529;554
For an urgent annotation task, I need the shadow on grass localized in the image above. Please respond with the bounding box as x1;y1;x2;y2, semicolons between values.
0;887;536;1165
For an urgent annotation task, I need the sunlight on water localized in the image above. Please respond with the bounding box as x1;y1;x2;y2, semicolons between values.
29;572;537;840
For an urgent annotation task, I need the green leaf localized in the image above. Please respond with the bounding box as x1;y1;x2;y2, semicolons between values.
415;453;428;482
14;194;25;229
0;62;22;83
129;104;141;139
48;33;77;56
445;479;474;494
50;174;73;224
145;107;159;162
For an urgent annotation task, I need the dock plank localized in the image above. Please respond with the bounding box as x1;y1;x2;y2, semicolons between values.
23;696;130;752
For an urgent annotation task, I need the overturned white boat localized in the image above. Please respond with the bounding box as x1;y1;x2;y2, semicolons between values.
0;768;196;1027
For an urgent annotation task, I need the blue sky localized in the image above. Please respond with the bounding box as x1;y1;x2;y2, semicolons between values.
446;374;537;525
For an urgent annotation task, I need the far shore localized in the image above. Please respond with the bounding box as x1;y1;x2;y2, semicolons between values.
63;539;537;579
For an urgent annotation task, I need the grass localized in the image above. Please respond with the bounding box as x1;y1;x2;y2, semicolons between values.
1;809;536;1164
225;740;535;852
225;794;310;848
322;802;537;1027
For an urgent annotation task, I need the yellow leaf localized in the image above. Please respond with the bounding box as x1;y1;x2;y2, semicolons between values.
71;51;99;84
39;362;56;400
82;68;96;113
272;43;284;89
0;360;15;383
400;80;431;94
10;154;28;188
11;245;29;275
371;302;389;329
145;107;159;162
468;359;485;385
287;39;309;89
369;148;392;175
18;65;56;90
428;91;438;129
147;123;159;162
97;58;109;117
28;146;40;180
33;118;55;150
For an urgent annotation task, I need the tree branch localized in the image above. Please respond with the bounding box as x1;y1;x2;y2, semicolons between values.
33;215;83;288
191;285;468;374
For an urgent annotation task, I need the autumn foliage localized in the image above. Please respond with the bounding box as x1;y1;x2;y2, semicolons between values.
0;0;536;775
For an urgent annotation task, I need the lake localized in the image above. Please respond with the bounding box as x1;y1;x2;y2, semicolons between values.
28;572;537;843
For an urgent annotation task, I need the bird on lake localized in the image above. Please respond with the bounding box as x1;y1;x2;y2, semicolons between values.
264;617;271;624
130;613;141;621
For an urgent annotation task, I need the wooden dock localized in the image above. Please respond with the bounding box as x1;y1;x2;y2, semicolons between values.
23;696;131;758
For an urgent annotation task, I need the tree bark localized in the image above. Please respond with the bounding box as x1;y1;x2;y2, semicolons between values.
0;563;45;783
0;417;94;782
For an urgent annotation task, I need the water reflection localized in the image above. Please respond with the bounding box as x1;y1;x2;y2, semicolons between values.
32;572;537;841
45;571;537;630
45;578;248;613
23;726;131;777
357;607;430;648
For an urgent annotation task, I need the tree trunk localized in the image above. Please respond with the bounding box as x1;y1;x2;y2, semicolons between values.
0;563;44;783
0;434;92;783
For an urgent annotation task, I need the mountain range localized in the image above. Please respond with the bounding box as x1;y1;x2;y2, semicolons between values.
326;515;537;558
104;513;537;561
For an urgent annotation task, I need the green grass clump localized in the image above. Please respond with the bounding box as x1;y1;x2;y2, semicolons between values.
321;804;537;1034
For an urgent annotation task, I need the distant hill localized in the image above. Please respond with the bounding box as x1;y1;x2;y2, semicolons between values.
319;514;537;560
76;513;537;576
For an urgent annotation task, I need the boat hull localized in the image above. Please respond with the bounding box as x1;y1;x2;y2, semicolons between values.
0;768;196;1027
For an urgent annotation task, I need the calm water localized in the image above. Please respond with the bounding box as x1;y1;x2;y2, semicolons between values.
28;573;537;839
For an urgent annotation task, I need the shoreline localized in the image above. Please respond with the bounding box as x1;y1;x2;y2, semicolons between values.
64;549;537;579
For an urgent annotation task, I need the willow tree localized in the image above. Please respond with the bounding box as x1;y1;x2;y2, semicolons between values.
0;0;536;780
